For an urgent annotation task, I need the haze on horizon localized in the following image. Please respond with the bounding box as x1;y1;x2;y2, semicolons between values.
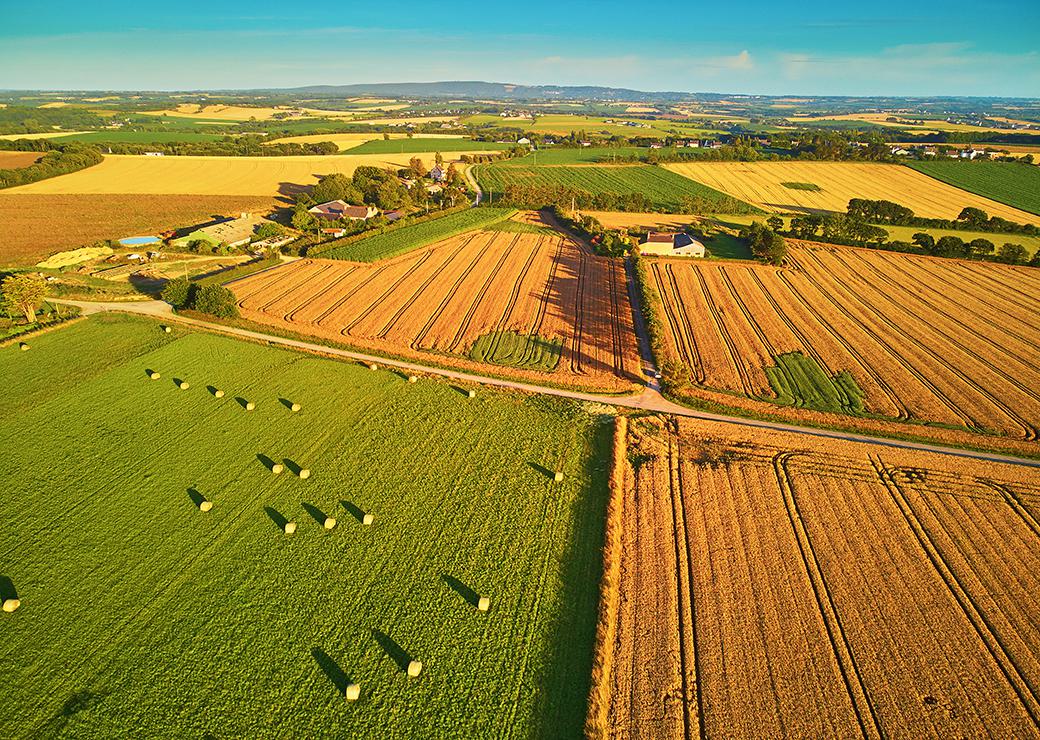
2;0;1038;97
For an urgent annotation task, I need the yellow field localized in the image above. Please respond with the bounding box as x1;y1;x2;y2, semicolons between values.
0;131;87;140
583;211;699;230
263;132;467;151
784;112;1021;134
38;102;68;109
349;115;460;125
665;161;1040;223
142;104;361;121
0;152;482;197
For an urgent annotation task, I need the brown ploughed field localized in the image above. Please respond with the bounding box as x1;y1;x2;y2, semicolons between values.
229;229;640;391
597;415;1040;738
649;241;1040;440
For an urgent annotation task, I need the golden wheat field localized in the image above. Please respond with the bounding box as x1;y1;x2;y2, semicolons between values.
262;132;470;151
0;152;482;197
591;414;1040;739
229;226;640;391
142;104;359;121
649;241;1040;440
664;161;1040;223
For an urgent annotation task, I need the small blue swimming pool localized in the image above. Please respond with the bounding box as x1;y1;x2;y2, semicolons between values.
118;236;161;247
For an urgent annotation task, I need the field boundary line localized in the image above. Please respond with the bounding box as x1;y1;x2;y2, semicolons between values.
689;266;755;395
447;233;518;353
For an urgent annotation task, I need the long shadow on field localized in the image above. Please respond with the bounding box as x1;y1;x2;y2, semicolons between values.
441;574;480;608
0;575;17;601
302;502;329;526
264;506;289;531
340;500;367;523
186;487;207;509
372;629;413;673
283;458;304;476
311;647;352;694
527;461;556;480
256;453;279;472
235;397;252;409
278;397;298;411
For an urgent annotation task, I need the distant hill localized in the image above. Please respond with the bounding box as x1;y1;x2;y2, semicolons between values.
279;80;693;101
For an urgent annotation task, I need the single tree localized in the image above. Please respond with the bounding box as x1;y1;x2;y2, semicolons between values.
968;238;995;259
766;215;784;233
192;284;239;318
997;242;1028;265
1;273;46;323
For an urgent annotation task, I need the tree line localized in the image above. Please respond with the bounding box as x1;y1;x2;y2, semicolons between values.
0;143;103;189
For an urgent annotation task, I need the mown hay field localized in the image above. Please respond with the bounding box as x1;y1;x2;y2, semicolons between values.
648;241;1040;440
0;313;610;737
664;161;1040;223
596;415;1040;738
0;153;487;197
231;224;640;391
0;193;275;266
907;160;1040;216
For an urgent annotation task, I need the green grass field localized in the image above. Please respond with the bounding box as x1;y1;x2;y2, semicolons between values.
477;164;757;212
347;138;508;155
906;160;1040;216
461;113;722;139
322;208;514;262
51;130;233;144
0;314;609;738
764;351;865;414
468;331;563;371
500;147;651;165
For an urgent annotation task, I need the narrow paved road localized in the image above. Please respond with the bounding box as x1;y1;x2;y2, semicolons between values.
55;298;1040;469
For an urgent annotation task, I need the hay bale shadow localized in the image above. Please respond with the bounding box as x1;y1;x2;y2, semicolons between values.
302;502;328;526
264;506;289;531
451;385;473;397
172;377;186;388
187;487;207;509
144;368;158;378
372;629;413;673
278;397;296;410
206;385;221;396
235;397;251;409
256;453;279;472
283;459;303;476
441;573;480;608
0;575;17;601
527;461;555;479
340;500;367;523
311;647;352;694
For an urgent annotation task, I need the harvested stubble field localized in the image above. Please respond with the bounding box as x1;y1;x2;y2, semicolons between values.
0;313;611;738
0;151;43;168
262;132;466;152
595;415;1040;738
231;224;640;391
0;193;275;265
649;241;1040;440
664;161;1040;223
0;152;488;197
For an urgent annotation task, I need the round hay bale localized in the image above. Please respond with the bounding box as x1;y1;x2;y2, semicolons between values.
271;463;284;475
178;381;190;390
477;596;491;612
163;326;172;334
369;363;378;371
149;372;161;380
245;401;255;411
362;513;374;526
2;598;20;613
298;468;311;479
467;389;477;398
19;342;29;352
345;683;360;701
290;402;301;412
214;389;225;398
408;375;417;383
323;517;337;530
284;521;297;535
554;471;564;482
407;660;423;677
199;500;213;512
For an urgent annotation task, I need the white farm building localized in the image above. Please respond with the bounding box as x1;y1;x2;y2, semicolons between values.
639;232;706;258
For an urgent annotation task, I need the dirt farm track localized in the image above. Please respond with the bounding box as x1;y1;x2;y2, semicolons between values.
230;229;641;391
598;416;1040;738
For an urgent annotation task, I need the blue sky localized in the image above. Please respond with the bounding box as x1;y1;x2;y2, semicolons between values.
2;0;1038;96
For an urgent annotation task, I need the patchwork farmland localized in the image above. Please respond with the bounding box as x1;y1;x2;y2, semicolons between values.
0;314;609;737
648;241;1040;439
664;161;1040;223
594;415;1040;738
231;225;640;391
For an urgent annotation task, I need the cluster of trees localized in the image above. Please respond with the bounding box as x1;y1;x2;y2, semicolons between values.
0;105;106;135
549;206;628;257
740;222;788;265
161;277;239;318
0;143;103;189
909;232;1038;265
1;273;46;323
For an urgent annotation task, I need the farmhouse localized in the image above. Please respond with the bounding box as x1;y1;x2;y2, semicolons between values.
429;165;447;182
308;200;379;221
171;213;263;249
639;231;706;258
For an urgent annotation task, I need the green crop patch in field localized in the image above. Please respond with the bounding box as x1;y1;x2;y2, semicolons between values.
346;138;507;155
482;219;556;235
322;208;514;262
0;313;609;738
468;330;563;371
478;164;758;213
765;351;865;415
906;160;1040;216
780;181;821;191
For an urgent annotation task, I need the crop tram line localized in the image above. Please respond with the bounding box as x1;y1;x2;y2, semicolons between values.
663;265;707;382
482;234;543;362
447;234;520;353
689;266;756;396
747;268;910;421
783;262;976;431
340;251;434;337
374;238;474;339
607;259;627;377
773;452;884;739
233;259;310;303
651;263;703;382
955;262;1040;317
568;243;589;375
666;421;705;740
312;261;395;326
253;264;334;314
285;267;359;323
982;481;1040;541
872;456;1040;725
842;251;1040;377
800;249;1037;441
410;232;497;349
518;235;564;367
